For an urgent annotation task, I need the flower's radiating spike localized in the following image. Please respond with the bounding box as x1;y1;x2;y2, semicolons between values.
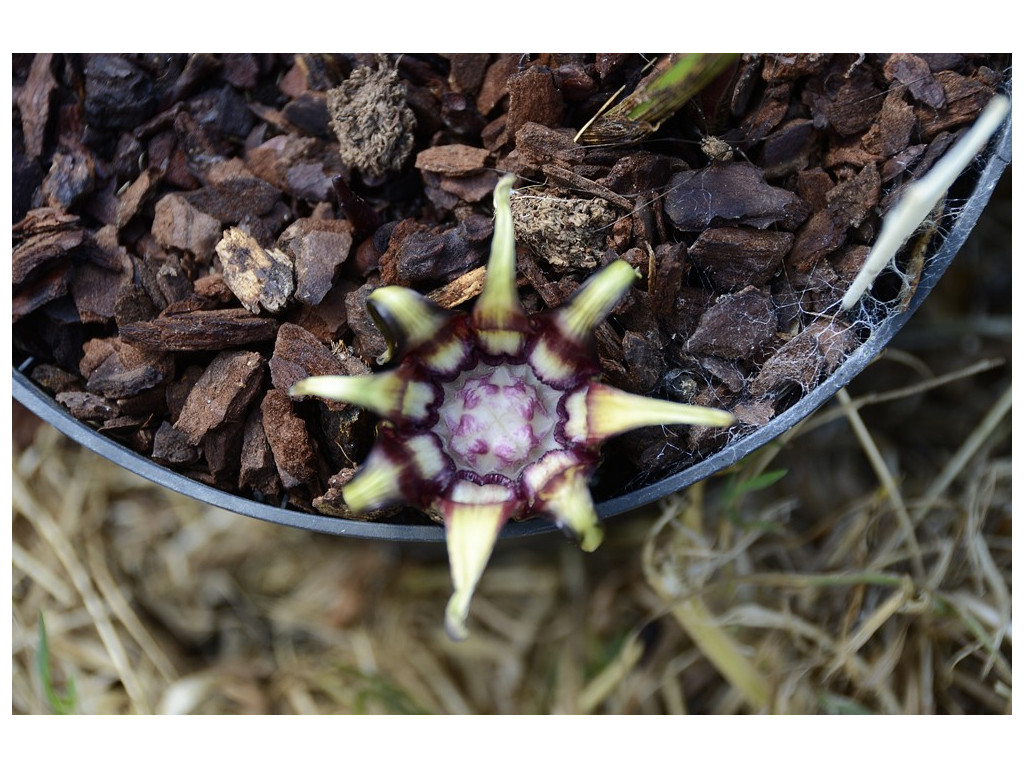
290;372;402;414
290;370;436;424
474;175;521;323
537;465;604;553
367;285;451;362
440;493;512;643
557;259;638;342
342;444;410;513
565;382;736;444
529;260;638;385
473;175;527;355
344;431;452;514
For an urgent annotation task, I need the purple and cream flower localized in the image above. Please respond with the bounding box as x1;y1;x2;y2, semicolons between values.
291;176;735;638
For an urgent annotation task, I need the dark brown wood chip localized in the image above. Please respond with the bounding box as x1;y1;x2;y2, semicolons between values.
260;389;318;490
16;53;57;159
277;219;353;307
115;167;163;230
738;82;791;143
119;308;279;351
85;342;173;400
313;468;394;521
39;147;95;211
415;144;490;176
174;350;266;444
152;421;202;465
650;243;685;318
380;216;493;286
202;420;245;484
183;177;282;224
603;151;675;196
239;408;282;499
269;323;346;397
476;54;519;116
56;390;119;422
761;119;817;178
808;71;881;137
344;283;388;362
689;228;792;292
12;263;73;322
151;193;223;261
665;164;811;232
826;163;881;230
70;260;130;324
749;318;857;399
686;286;777;361
445;54;491;97
428;171;498;206
12;222;85;286
914;72;994;140
862;90;916;158
505;122;585;171
29;363;81;394
883;53;946;109
504;67;565;145
621;331;666;393
789;163;881;271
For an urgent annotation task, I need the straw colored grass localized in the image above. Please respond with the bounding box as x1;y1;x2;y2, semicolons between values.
12;347;1010;713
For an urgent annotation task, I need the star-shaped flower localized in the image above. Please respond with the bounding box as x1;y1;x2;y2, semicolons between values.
291;176;734;638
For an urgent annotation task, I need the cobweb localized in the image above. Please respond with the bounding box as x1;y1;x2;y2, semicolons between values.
597;107;1010;500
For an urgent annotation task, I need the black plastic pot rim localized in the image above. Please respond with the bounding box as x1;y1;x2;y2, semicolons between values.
13;115;1012;544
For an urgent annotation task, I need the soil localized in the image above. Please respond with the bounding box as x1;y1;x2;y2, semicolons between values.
11;53;1009;524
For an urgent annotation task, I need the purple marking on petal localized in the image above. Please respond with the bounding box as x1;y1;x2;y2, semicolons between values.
457;413;481;436
437;362;563;479
461;383;482;409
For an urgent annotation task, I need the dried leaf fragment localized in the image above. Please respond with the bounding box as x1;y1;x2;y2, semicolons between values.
327;55;416;179
510;193;616;272
576;53;738;146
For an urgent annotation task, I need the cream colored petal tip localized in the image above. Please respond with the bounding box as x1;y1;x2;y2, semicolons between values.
289;373;402;417
558;260;638;341
367;285;449;355
473;174;524;331
566;383;736;443
341;449;406;513
443;501;507;641
539;467;604;553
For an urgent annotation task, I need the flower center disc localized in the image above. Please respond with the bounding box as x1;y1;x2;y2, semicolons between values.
438;363;561;479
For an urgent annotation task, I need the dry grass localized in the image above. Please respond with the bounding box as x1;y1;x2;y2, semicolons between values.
11;179;1012;716
11;364;1011;714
